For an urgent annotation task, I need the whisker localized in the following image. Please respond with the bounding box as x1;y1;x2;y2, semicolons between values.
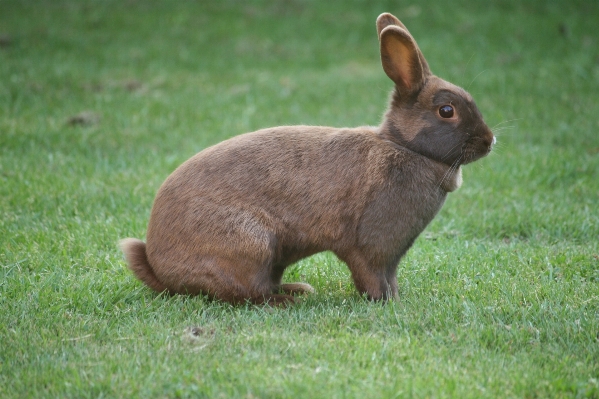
461;53;475;86
437;156;462;190
488;147;503;157
491;118;523;129
488;142;506;155
492;126;515;132
467;69;489;91
441;141;464;162
492;128;515;137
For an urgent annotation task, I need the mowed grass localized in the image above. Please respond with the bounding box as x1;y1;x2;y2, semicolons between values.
1;0;598;398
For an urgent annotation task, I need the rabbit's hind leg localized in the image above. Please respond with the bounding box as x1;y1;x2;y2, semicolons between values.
157;254;278;305
205;257;299;307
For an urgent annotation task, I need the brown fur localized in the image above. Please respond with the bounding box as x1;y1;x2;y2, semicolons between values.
120;13;495;306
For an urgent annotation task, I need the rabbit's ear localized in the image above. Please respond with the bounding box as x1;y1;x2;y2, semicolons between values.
379;25;431;96
376;13;408;39
376;14;431;80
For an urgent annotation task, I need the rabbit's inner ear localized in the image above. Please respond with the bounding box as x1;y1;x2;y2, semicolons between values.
380;26;424;95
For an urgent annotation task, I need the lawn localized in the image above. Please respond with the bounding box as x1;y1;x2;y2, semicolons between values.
1;0;598;398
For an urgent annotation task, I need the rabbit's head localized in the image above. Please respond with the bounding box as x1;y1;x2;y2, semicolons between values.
377;13;495;166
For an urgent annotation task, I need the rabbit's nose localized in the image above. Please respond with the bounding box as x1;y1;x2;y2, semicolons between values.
492;136;497;146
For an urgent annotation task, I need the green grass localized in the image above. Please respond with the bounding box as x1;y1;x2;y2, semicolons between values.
1;0;598;398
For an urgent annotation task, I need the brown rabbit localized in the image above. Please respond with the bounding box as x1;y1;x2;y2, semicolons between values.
120;13;495;306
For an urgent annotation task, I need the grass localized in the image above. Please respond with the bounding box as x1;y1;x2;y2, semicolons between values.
1;0;598;398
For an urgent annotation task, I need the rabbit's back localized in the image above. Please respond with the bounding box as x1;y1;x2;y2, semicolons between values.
147;127;381;251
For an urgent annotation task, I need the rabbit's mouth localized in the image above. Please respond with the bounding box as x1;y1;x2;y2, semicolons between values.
461;133;495;164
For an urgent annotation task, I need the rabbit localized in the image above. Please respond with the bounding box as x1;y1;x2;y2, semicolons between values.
120;12;495;306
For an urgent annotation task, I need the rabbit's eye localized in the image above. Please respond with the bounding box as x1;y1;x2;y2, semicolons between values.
439;105;454;118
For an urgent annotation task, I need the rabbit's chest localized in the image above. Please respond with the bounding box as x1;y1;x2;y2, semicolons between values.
357;175;447;252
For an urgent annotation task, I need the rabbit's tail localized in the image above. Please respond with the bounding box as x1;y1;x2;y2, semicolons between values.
119;238;168;293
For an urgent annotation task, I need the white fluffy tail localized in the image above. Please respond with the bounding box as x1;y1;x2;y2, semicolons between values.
119;238;168;293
